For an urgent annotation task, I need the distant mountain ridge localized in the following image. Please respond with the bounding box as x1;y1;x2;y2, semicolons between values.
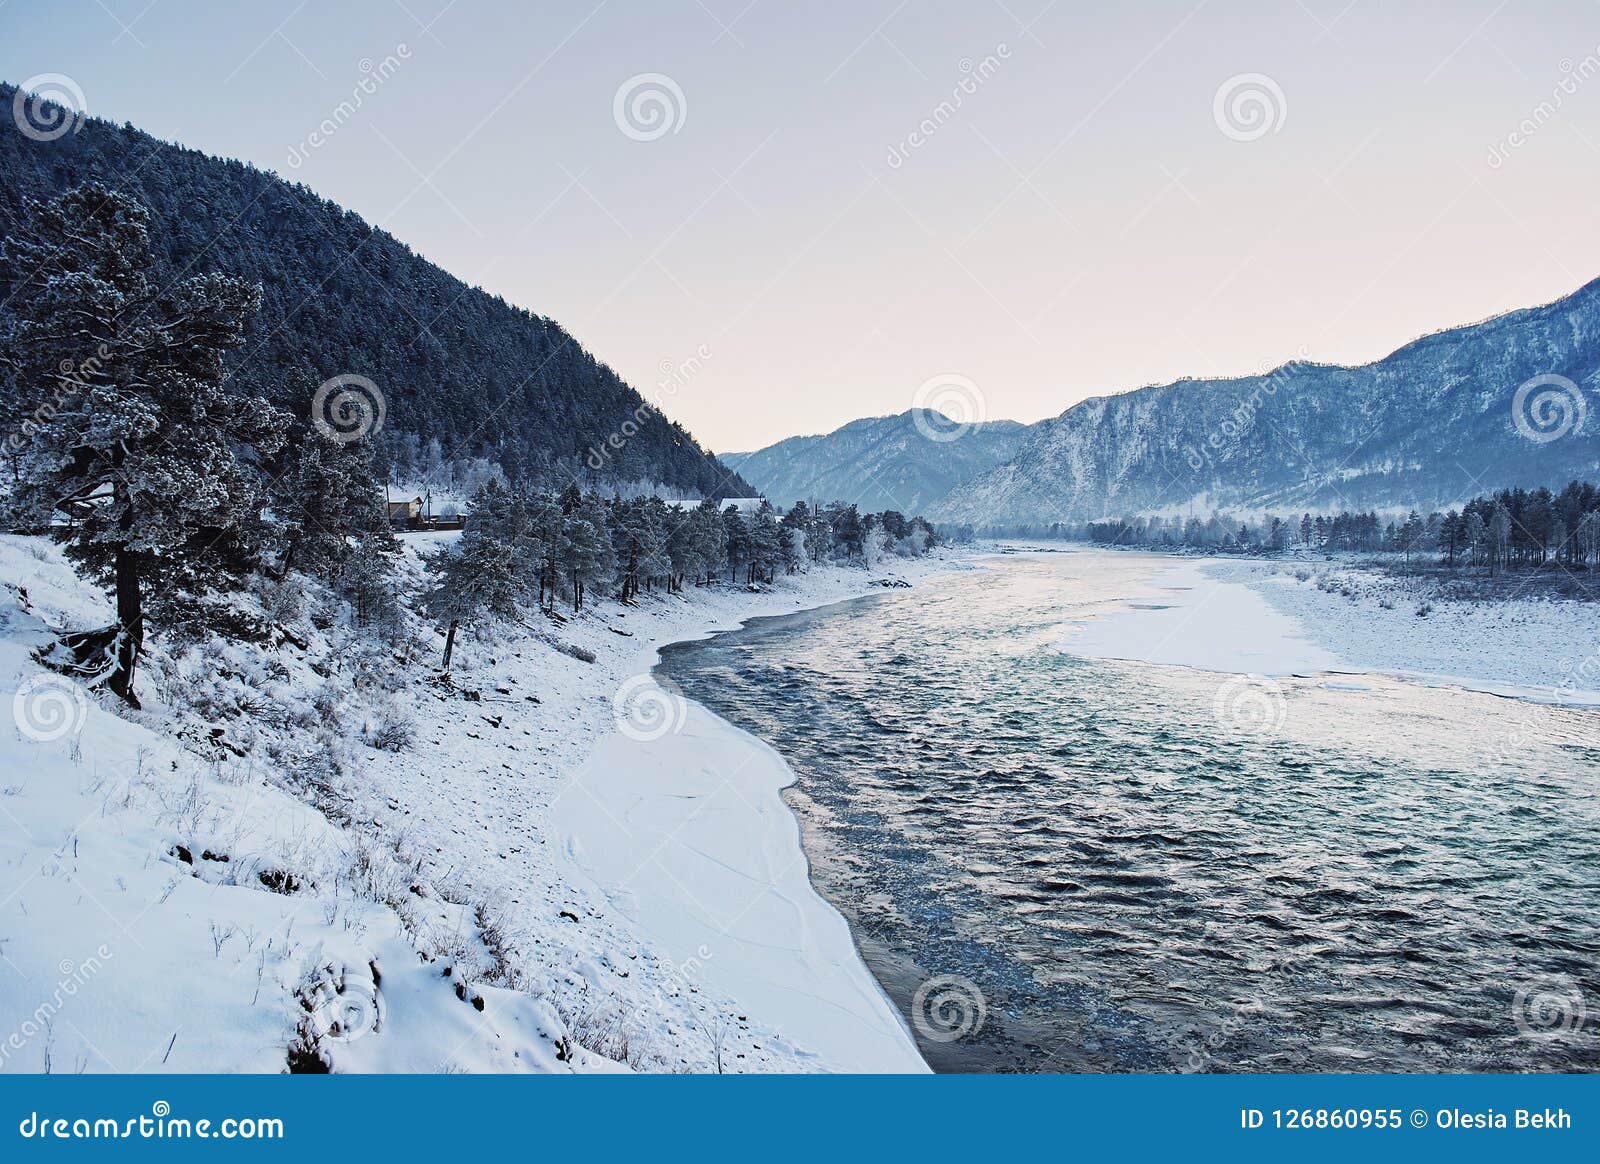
918;277;1600;528
0;82;750;498
723;409;1028;513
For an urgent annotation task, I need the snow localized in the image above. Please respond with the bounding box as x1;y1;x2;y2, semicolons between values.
0;538;609;1075
1058;561;1340;676
0;532;961;1073
348;552;960;1073
1057;552;1600;706
553;692;927;1074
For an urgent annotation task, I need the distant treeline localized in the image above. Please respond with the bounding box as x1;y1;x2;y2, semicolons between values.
1065;480;1600;570
426;487;939;666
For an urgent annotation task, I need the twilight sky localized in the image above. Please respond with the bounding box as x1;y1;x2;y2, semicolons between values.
6;1;1600;452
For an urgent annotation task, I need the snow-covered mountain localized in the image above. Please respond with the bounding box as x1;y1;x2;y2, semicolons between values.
929;278;1600;528
724;410;1028;514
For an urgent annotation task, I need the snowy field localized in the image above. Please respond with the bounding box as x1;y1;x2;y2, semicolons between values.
0;533;961;1073
1058;551;1600;706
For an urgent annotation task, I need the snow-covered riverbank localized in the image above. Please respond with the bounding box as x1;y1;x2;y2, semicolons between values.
1057;551;1600;705
0;533;965;1073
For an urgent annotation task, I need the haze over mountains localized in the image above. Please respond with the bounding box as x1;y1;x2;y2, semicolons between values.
721;410;1026;514
732;280;1600;530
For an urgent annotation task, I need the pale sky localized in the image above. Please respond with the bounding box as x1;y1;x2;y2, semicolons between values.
6;1;1600;452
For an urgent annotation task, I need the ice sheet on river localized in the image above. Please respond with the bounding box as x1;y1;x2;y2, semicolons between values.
1057;562;1341;676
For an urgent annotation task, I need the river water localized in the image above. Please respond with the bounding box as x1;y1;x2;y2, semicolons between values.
658;550;1600;1072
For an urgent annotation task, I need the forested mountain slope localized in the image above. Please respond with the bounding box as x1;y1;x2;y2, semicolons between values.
929;279;1600;528
0;82;749;497
724;409;1027;513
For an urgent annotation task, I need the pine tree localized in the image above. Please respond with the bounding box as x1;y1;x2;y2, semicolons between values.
422;481;528;669
1577;510;1600;569
780;502;812;573
1464;509;1486;569
275;427;394;583
1488;503;1512;575
722;505;750;583
0;185;287;703
830;504;864;560
562;494;613;610
748;503;780;583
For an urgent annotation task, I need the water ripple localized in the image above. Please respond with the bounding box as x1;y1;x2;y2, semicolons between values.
662;553;1600;1073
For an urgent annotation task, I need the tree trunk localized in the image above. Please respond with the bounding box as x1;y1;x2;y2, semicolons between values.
442;619;459;671
108;546;143;708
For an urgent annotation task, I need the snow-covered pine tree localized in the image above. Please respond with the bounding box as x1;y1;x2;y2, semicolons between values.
1463;509;1486;569
749;502;780;584
779;501;812;574
611;497;664;602
828;503;864;560
0;185;288;704
693;499;727;584
340;531;403;633
638;497;672;591
722;504;750;583
275;425;394;583
423;480;528;670
560;494;613;611
1488;503;1512;575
